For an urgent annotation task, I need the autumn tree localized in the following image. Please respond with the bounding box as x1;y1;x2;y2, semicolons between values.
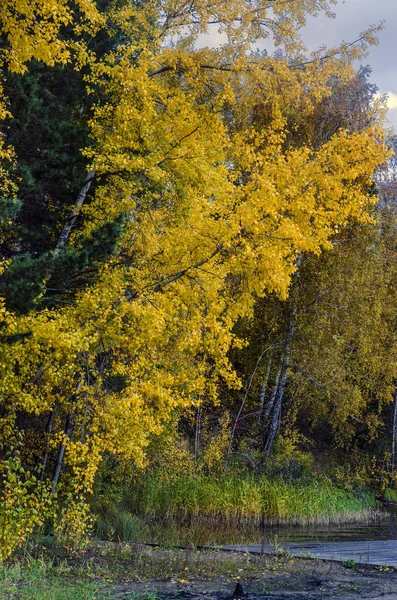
214;66;392;470
0;0;390;556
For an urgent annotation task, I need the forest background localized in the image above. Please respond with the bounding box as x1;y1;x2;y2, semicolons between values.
1;0;397;560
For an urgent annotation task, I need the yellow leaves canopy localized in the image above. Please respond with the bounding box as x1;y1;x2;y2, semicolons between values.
0;0;391;550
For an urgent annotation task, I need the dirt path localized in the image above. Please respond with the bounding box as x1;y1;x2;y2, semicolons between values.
221;540;397;567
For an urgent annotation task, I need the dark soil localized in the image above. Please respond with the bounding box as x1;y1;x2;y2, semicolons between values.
76;543;397;600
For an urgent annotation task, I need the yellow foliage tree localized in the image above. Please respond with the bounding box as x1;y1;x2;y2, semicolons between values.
0;0;390;555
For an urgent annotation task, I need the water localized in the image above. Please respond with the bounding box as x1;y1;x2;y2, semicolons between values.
254;508;397;544
147;507;397;546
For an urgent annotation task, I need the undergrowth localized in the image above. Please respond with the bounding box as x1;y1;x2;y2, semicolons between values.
0;558;105;599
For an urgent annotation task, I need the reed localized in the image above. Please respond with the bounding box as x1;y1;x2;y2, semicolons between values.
126;473;376;525
94;506;149;542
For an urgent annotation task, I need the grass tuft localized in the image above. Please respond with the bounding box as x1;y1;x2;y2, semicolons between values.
384;488;397;502
0;558;105;599
94;506;149;542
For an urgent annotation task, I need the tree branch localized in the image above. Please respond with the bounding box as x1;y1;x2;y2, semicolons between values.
149;243;224;295
54;170;96;255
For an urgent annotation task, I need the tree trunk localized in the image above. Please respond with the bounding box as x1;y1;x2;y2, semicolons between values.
262;255;301;455
263;361;288;456
261;322;294;456
44;174;94;490
50;380;81;493
51;412;73;494
35;169;96;297
262;362;282;423
40;406;56;480
257;358;272;423
194;405;201;464
263;389;282;456
54;170;95;254
391;386;397;485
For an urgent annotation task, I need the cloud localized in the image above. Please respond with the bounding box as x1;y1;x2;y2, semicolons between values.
385;92;397;111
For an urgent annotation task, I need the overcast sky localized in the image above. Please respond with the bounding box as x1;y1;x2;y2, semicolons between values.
302;0;397;127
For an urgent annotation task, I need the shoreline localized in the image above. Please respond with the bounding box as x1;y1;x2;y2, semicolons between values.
4;543;397;599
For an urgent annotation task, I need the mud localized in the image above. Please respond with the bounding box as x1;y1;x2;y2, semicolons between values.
100;545;397;600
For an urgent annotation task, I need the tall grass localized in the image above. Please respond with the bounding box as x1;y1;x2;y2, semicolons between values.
384;488;397;502
94;505;149;542
126;473;376;525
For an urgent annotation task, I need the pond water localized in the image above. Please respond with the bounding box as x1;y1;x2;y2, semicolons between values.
147;507;397;546
253;508;397;544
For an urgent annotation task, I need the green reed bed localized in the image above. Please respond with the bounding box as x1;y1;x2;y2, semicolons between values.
126;473;376;525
